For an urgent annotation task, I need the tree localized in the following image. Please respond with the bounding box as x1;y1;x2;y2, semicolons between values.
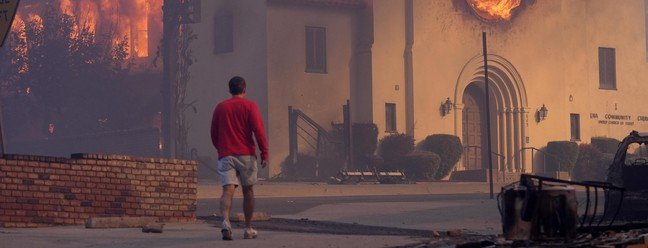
0;11;156;142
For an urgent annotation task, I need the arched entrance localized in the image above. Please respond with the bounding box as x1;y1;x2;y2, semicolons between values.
462;84;488;170
453;54;529;176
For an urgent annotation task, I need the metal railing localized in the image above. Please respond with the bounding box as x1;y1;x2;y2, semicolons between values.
462;145;506;171
288;106;343;177
462;146;572;179
513;147;567;175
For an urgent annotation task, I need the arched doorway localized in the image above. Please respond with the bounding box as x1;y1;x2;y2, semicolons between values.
453;54;529;177
462;84;488;170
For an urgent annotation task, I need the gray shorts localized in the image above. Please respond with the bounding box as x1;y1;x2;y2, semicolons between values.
217;155;258;187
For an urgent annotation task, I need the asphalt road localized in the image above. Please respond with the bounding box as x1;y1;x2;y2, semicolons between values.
197;193;493;216
198;190;612;236
198;193;503;235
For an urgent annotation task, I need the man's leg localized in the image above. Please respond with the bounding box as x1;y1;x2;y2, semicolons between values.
242;185;254;229
235;155;258;239
220;184;236;223
220;184;236;240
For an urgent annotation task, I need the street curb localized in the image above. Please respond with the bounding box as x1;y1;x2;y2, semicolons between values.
85;217;157;229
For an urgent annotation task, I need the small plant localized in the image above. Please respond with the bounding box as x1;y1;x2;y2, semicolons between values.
545;141;579;173
378;133;415;164
400;151;441;180
418;134;463;180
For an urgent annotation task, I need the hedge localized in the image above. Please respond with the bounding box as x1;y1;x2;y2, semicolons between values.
572;144;612;181
418;134;463;180
378;133;415;164
400;151;441;180
591;137;620;154
545;141;579;173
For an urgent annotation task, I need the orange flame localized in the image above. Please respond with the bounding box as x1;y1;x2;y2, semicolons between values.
468;0;521;21
13;0;161;59
133;0;150;57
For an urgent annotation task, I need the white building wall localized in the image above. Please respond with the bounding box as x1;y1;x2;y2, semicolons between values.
367;0;648;175
371;0;407;136
266;3;357;176
186;0;269;175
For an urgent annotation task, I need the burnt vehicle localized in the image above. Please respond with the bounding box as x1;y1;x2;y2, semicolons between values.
607;131;648;221
499;131;648;241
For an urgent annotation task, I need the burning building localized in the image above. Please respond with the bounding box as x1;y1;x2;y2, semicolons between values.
1;0;164;157
13;0;163;68
182;0;648;180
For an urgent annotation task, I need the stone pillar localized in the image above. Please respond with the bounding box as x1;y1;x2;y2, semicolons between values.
513;108;521;172
520;108;529;173
351;2;374;123
506;108;514;172
499;111;507;172
454;103;465;170
491;109;501;171
404;0;415;136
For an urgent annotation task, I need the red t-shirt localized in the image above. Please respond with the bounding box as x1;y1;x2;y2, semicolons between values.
210;97;268;161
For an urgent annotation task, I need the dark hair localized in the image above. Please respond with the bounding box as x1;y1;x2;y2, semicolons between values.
229;76;246;95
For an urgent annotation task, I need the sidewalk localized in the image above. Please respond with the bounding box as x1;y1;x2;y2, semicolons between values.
0;222;424;248
3;181;505;248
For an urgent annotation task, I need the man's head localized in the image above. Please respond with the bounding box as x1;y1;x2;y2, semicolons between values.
229;76;246;96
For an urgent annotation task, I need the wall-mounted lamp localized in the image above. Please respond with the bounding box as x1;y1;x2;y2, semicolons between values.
537;104;548;121
442;97;453;116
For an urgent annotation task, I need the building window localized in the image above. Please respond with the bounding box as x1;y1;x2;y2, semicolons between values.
214;13;233;54
570;114;581;141
598;47;616;90
385;103;396;133
305;26;327;73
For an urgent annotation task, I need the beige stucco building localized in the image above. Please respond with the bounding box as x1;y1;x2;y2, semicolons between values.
186;0;648;179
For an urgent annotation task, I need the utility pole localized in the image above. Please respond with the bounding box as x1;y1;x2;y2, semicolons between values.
0;0;20;155
343;100;353;170
483;32;495;199
162;0;179;158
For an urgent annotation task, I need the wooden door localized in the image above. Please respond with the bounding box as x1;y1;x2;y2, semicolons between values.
462;85;488;170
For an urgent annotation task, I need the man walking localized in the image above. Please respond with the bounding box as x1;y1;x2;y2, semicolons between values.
211;76;268;240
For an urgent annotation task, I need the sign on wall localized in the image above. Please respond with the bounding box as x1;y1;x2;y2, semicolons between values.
0;0;19;47
590;113;648;127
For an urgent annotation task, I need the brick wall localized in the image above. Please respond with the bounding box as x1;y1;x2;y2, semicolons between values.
0;153;197;228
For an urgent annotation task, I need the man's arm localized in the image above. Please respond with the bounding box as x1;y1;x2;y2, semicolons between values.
210;107;219;150
249;103;268;165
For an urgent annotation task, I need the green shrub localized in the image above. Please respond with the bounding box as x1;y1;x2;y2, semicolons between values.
352;123;379;167
591;137;620;154
418;134;463;180
400;151;441;180
378;133;415;163
572;144;612;181
545;141;579;173
280;153;317;179
316;154;346;178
